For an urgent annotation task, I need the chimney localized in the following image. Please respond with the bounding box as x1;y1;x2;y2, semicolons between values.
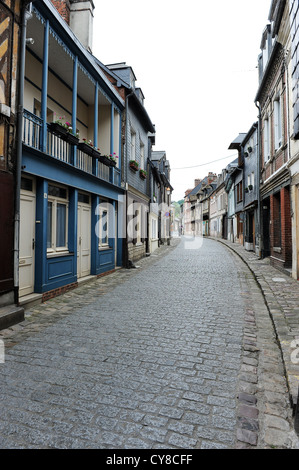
207;172;217;184
69;1;95;53
50;1;71;24
194;179;202;187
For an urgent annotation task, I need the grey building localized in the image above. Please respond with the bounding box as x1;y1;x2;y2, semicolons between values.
242;122;260;254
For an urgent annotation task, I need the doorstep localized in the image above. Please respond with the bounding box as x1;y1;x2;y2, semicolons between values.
77;274;97;286
0;304;24;331
19;293;43;309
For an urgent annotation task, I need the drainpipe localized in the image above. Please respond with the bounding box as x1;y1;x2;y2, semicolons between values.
14;1;33;304
255;101;262;258
124;90;134;268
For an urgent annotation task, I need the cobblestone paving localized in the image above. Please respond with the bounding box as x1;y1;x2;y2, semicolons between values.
0;238;298;449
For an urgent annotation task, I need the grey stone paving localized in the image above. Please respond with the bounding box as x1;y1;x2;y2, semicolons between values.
0;237;297;449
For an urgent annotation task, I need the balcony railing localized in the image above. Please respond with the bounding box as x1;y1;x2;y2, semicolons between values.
23;109;42;150
76;149;93;174
47;130;73;164
23;110;120;186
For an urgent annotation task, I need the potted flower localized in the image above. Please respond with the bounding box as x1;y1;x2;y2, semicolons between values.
78;138;101;158
244;152;248;158
129;160;139;171
248;146;253;153
248;184;253;191
49;115;79;144
139;169;147;179
99;153;118;167
108;153;118;166
245;187;249;193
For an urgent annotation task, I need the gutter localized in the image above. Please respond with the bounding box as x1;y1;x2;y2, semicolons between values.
14;1;33;304
254;108;262;258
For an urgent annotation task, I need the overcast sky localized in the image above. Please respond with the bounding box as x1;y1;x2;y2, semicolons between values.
93;0;271;201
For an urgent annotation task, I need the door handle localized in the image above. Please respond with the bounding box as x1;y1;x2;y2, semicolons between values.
32;239;35;250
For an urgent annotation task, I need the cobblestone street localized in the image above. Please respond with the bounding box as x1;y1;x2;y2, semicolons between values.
0;238;298;449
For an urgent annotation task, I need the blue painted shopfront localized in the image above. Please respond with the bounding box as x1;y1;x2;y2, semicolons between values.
20;2;125;296
24;147;124;294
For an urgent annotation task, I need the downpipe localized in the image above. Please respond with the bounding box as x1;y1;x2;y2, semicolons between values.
14;1;32;304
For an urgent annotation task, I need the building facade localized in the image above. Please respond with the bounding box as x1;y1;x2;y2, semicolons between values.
242;123;260;254
20;0;125;303
256;1;292;271
0;0;32;325
289;0;299;280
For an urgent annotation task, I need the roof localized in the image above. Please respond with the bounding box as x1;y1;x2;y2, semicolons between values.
151;151;166;162
188;177;208;198
228;133;247;150
242;122;258;145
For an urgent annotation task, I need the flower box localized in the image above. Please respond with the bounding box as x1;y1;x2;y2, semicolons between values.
48;122;79;145
129;160;139;172
99;154;116;167
78;141;97;157
139;169;147;179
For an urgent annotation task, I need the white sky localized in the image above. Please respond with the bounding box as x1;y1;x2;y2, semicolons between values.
93;0;271;201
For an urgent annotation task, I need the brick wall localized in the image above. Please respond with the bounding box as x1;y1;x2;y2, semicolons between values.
50;0;71;24
281;186;292;266
42;281;78;302
270;186;292;270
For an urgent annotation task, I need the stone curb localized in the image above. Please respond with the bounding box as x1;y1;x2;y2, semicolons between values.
211;237;299;412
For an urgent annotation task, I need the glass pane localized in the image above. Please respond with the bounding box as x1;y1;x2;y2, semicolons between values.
48;184;67;199
56;203;66;247
47;202;52;249
101;210;108;244
21;177;33;192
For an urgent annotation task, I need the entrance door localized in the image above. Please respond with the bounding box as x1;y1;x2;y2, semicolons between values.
262;197;271;257
19;182;36;296
77;200;91;279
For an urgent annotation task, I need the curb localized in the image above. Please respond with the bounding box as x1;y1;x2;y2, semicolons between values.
211;237;299;413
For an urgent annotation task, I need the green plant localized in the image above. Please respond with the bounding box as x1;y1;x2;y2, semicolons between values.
129;160;139;169
53;114;79;138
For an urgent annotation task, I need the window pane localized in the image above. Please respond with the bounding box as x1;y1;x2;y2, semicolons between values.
48;184;67;199
56;203;66;247
101;210;108;244
47;202;52;249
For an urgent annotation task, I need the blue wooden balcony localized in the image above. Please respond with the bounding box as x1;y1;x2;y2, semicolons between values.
23;109;120;186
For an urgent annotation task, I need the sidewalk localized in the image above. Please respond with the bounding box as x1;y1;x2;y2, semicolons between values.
212;237;299;413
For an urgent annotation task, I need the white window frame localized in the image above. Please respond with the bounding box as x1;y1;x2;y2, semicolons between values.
140;141;145;170
98;204;110;249
47;185;69;255
131;129;136;161
152;218;157;239
264;117;270;162
274;96;282;151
